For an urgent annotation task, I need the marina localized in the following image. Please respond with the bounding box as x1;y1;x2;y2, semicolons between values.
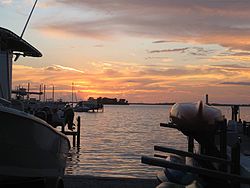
2;31;250;186
2;0;250;188
3;104;250;187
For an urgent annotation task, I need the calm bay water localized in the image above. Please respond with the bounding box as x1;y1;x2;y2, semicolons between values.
65;105;250;178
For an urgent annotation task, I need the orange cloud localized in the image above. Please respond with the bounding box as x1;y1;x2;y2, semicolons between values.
36;0;250;51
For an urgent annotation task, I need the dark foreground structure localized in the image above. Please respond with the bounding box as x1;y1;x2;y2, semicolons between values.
63;175;158;188
141;101;250;188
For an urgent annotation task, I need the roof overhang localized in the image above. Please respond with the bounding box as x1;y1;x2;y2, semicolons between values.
0;27;42;57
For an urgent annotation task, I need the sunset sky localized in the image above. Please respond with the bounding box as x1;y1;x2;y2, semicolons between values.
1;0;250;103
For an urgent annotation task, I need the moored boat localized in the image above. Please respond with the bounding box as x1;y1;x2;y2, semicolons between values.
74;100;103;112
0;10;71;185
74;101;91;112
0;105;70;177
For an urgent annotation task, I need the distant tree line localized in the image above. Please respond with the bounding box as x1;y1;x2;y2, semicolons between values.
88;97;129;105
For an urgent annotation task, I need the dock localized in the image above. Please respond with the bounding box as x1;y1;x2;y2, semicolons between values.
60;116;81;147
141;99;250;188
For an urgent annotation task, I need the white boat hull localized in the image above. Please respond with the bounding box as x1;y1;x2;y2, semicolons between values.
0;106;70;177
170;101;224;133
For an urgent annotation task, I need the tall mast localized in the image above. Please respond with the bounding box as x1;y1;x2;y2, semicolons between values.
43;84;46;102
21;0;38;38
52;85;55;102
39;84;42;101
14;0;38;62
72;82;74;106
27;82;30;100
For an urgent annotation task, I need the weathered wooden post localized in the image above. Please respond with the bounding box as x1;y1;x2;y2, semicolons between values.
77;116;81;147
231;105;239;122
218;119;228;172
188;137;194;153
205;94;209;105
231;138;241;173
246;124;249;136
231;139;241;188
243;121;246;135
220;119;227;159
72;135;76;147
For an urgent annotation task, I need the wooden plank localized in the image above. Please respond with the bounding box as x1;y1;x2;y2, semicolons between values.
154;145;231;165
141;156;250;184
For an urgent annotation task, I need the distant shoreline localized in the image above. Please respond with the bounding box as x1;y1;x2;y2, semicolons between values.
123;102;175;105
103;102;250;107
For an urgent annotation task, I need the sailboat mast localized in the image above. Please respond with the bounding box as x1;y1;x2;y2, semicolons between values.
27;82;30;100
52;85;55;102
39;84;42;101
72;82;74;106
21;0;38;38
43;84;46;102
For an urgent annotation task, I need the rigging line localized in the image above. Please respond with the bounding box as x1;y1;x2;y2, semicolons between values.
21;0;38;38
75;92;78;103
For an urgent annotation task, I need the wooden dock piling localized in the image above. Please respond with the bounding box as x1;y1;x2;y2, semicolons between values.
219;119;227;159
243;121;247;134
77;116;81;147
61;116;81;148
187;136;194;153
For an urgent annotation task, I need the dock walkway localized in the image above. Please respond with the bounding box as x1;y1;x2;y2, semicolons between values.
63;175;158;188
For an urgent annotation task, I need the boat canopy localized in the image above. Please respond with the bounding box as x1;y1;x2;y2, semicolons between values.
0;27;42;57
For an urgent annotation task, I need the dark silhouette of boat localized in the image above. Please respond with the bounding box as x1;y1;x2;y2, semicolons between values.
0;23;70;186
74;100;103;112
141;101;250;187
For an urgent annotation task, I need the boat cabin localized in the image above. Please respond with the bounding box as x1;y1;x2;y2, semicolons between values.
0;27;42;100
